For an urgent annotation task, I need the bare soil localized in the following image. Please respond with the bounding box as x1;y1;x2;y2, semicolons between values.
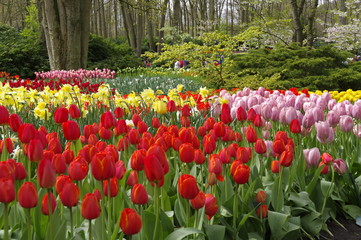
319;217;361;240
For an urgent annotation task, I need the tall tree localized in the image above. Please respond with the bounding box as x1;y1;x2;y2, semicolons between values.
290;0;306;44
39;0;91;69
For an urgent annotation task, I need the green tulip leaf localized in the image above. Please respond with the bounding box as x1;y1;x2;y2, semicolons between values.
174;198;186;227
271;176;284;212
165;227;204;240
288;191;314;208
343;205;361;220
306;166;323;195
204;224;225;240
301;212;322;236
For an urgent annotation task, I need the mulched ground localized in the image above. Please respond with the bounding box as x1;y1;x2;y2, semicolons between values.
319;217;361;240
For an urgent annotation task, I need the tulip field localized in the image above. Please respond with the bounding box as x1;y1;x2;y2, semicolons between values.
1;69;361;240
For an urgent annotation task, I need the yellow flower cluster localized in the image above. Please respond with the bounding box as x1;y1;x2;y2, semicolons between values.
311;89;361;103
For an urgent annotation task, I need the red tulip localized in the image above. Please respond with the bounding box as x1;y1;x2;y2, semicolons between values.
117;136;130;151
152;117;161;128
179;143;195;163
128;129;141;145
0;138;13;154
256;190;267;203
115;119;129;136
228;143;239;158
0;178;15;203
167;100;176;112
194;149;206;164
115;160;126;180
68;158;88;181
100;111;116;129
254;138;267;154
220;104;232;124
321;152;334;164
48;137;62;154
132;113;142;126
290;119;301;133
253;114;263;127
52;154;67;174
103;177;119;198
18;123;37;143
60;181;80;207
131;183;148;205
147;145;169;174
275;131;288;145
37;159;56;188
232;164;250;184
219;147;231;164
272;139;285;155
197;126;207;137
8;113;23;132
190;191;206;210
91;152;116;180
137;121;148;134
15;162;27;180
178;174;199;199
319;162;329;174
143;154;165;185
237;106;247;121
18;182;38;208
69;104;81;119
62;149;75;164
271;160;280;173
245;125;257;143
181;104;191;117
213;121;226;137
41;192;56;215
99;127;113;140
279;150;294;167
181;116;190;127
203;135;216;154
62;120;81;141
54;107;69;124
0;105;9;125
208;154;223;181
236;147;252;163
205;193;218;220
83;125;95;139
55;175;72;194
130;149;146;171
126;170;139;186
247;108;257;122
119;208;142;235
256;204;268;218
81;193;101;220
114;107;124;119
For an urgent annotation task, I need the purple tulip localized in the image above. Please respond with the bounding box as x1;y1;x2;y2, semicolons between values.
339;115;353;132
333;159;347;174
303;147;320;167
315;121;334;143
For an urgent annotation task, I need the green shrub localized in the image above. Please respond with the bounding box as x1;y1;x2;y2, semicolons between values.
0;24;49;78
228;45;357;91
87;34;143;70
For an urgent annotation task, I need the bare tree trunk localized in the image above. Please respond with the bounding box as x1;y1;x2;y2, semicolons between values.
145;0;156;51
307;0;318;46
339;0;346;25
120;2;136;49
136;6;144;56
114;0;118;38
157;0;169;54
173;0;181;33
40;0;91;70
290;0;306;45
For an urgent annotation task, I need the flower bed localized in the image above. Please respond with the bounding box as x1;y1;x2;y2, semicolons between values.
0;73;361;239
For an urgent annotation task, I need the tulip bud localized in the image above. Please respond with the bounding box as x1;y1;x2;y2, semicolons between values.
18;182;38;208
103;177;119;198
0;105;9;125
271;160;280;173
60;181;80;207
189;191;206;210
0;177;15;203
54;107;69;124
41;192;57;215
256;190;266;203
205;194;218;220
256;204;268;218
119;208;142;235
131;183;148;205
81;193;101;220
62;120;81;141
153;101;167;114
69;104;81;119
178;174;199;199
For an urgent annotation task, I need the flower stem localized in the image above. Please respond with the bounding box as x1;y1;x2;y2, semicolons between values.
277;166;283;212
153;185;159;240
107;180;112;238
233;185;240;239
89;219;92;240
4;203;9;240
321;167;335;215
47;188;53;240
27;208;32;240
69;207;74;238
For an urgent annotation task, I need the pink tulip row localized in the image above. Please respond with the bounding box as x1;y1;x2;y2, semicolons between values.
34;68;116;81
211;87;361;142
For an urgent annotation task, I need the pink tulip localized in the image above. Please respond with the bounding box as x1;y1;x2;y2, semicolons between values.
303;147;320;167
339;115;353;132
333;158;347;174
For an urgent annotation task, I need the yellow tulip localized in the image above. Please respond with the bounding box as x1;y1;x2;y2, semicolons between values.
153;100;167;114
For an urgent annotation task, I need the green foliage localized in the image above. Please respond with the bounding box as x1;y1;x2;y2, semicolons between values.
87;34;143;70
228;45;357;90
0;24;48;78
